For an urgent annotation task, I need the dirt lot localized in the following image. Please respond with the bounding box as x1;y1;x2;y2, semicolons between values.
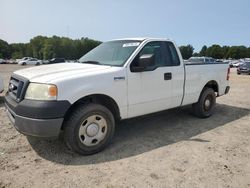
0;64;250;188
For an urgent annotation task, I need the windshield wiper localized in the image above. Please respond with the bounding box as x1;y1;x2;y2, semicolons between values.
80;60;101;65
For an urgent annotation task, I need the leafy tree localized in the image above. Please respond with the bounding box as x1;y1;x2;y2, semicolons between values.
206;45;224;59
238;46;248;58
0;39;11;58
192;52;199;57
2;35;250;60
9;35;101;60
179;45;194;59
199;45;207;56
221;46;230;58
30;36;48;59
10;43;31;58
226;46;248;59
43;39;54;59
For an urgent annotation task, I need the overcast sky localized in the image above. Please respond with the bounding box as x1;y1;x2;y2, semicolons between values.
0;0;250;51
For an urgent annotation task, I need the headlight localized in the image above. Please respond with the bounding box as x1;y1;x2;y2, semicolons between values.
25;83;57;100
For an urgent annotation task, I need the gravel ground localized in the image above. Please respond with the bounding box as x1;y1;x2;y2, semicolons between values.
0;64;250;188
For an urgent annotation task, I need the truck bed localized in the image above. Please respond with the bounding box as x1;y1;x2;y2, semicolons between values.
182;62;229;106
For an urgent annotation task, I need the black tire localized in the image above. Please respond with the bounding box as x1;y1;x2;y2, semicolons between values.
237;72;241;75
63;103;115;155
35;62;40;66
192;87;216;118
22;62;26;66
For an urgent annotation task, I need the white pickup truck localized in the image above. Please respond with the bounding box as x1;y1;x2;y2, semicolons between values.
5;38;230;155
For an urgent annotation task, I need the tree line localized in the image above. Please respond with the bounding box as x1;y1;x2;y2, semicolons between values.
1;35;250;60
0;36;101;60
179;44;250;60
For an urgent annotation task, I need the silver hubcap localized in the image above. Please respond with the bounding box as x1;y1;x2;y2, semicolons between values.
86;123;99;137
78;115;107;146
205;99;211;108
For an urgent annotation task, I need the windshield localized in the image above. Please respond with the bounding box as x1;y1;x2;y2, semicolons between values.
79;40;141;66
242;62;250;68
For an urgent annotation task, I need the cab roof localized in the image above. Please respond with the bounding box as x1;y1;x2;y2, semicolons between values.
111;37;170;42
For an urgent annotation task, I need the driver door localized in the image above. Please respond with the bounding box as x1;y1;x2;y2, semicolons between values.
127;41;173;118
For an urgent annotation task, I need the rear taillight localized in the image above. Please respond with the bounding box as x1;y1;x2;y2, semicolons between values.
227;67;230;80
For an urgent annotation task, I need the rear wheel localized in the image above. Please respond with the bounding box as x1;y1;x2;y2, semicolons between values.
64;103;115;155
192;87;216;118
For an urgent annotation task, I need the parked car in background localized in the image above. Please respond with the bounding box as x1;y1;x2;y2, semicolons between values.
16;57;32;64
237;61;250;75
0;74;4;93
0;59;6;64
48;58;65;64
216;59;223;63
230;60;244;68
18;58;42;66
232;61;240;67
67;60;77;63
187;57;215;63
6;59;17;64
0;59;17;64
229;61;233;68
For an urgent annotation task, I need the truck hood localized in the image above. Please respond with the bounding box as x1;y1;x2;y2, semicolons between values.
14;63;113;83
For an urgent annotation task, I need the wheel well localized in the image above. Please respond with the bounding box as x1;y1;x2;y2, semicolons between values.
204;80;218;94
63;94;121;128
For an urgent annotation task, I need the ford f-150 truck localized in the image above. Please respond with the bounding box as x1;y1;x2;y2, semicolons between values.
5;38;230;155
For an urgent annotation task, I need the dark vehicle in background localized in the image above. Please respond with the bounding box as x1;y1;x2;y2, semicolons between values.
237;61;250;75
0;59;17;64
237;61;250;74
48;58;65;64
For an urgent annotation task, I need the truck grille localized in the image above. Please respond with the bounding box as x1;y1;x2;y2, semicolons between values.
8;75;29;102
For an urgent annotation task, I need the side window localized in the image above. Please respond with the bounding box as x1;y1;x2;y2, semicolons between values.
130;41;180;72
131;41;169;71
166;42;180;66
139;41;166;67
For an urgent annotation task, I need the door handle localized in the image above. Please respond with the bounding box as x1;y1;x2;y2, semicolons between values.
164;73;172;80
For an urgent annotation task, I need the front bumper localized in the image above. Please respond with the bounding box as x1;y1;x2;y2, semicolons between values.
5;93;71;137
6;105;63;137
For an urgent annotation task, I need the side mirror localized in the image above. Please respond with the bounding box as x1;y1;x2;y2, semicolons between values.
131;54;155;72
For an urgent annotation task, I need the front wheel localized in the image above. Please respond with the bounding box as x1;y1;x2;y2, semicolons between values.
64;103;115;155
192;87;216;118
